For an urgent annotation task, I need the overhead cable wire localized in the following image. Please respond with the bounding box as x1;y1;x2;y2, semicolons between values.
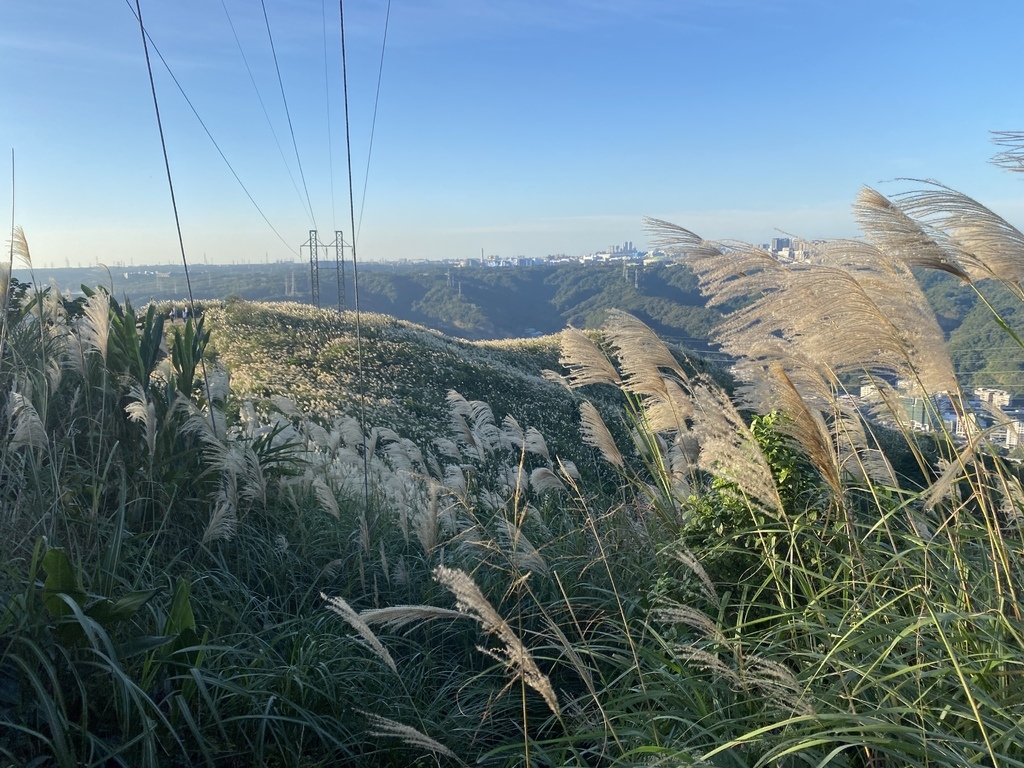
221;0;314;227
132;0;217;436
261;0;318;232
356;0;391;242
125;0;299;257
338;0;369;504
322;0;337;230
0;150;14;373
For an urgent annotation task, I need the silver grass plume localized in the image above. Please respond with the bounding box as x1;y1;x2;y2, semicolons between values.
819;237;957;395
991;131;1024;174
79;290;110;363
557;327;621;389
854;186;974;281
557;457;580;481
673;548;718;605
530;466;566;494
8;391;46;452
502;414;525;448
434;565;560;715
182;403;237;475
443;463;468;498
272;395;303;418
322;592;398;675
691;379;784;517
362;713;460;763
359;605;464;632
890;181;1024;287
764;363;842;497
124;380;157;457
313;476;341;518
10;226;32;269
411;481;440;553
645;218;782;307
202;472;238;545
579;400;624;467
923;439;980;512
240;445;268;507
523;427;550;462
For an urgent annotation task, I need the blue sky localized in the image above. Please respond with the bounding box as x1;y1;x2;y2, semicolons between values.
3;0;1024;266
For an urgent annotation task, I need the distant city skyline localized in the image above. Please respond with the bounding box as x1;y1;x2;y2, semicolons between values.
4;1;1024;267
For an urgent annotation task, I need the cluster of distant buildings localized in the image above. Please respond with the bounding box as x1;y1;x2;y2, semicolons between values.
858;383;1024;451
438;237;828;270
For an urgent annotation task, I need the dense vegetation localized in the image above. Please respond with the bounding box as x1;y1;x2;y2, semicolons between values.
17;261;728;348
3;172;1024;767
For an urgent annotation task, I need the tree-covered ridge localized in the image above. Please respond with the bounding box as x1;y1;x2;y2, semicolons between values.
22;261;727;345
918;269;1024;392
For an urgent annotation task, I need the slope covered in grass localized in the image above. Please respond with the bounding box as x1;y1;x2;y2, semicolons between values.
205;298;590;453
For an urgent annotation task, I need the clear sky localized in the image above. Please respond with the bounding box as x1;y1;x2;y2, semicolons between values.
3;0;1024;266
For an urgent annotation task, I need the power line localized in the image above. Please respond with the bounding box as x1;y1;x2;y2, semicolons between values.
356;0;392;242
0;150;14;373
221;0;314;228
125;0;298;257
339;0;368;504
322;0;337;230
132;0;217;435
260;0;318;232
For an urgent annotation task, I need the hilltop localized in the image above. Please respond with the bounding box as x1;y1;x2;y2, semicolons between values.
205;298;585;452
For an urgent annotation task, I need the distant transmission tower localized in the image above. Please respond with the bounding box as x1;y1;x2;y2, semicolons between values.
330;230;346;311
304;229;322;308
303;230;348;311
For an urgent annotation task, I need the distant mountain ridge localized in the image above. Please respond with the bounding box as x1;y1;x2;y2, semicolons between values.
17;259;1023;391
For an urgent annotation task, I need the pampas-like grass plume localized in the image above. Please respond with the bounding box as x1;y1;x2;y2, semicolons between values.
888;180;1024;287
79;290;111;363
312;476;341;518
10;225;32;269
557;327;621;389
358;605;464;631
8;391;46;452
691;379;784;518
202;474;238;545
124;381;157;457
362;712;460;762
579;400;623;468
494;516;549;575
854;185;974;281
530;466;566;494
433;565;560;715
322;592;398;675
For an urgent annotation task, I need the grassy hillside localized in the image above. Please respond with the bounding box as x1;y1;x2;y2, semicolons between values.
205;298;590;455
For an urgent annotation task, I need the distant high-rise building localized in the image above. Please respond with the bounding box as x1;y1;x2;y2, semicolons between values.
771;237;791;252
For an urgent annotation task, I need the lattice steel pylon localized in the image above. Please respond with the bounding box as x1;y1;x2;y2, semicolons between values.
335;230;346;311
307;229;320;308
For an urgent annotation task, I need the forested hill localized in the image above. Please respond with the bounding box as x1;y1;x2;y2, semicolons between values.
19;260;726;350
916;270;1024;393
17;259;1024;391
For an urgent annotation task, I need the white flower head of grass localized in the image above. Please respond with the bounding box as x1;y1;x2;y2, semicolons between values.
361;712;463;764
321;592;398;675
7;391;47;452
557;327;621;389
202;473;238;545
433;565;560;716
579;400;623;468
